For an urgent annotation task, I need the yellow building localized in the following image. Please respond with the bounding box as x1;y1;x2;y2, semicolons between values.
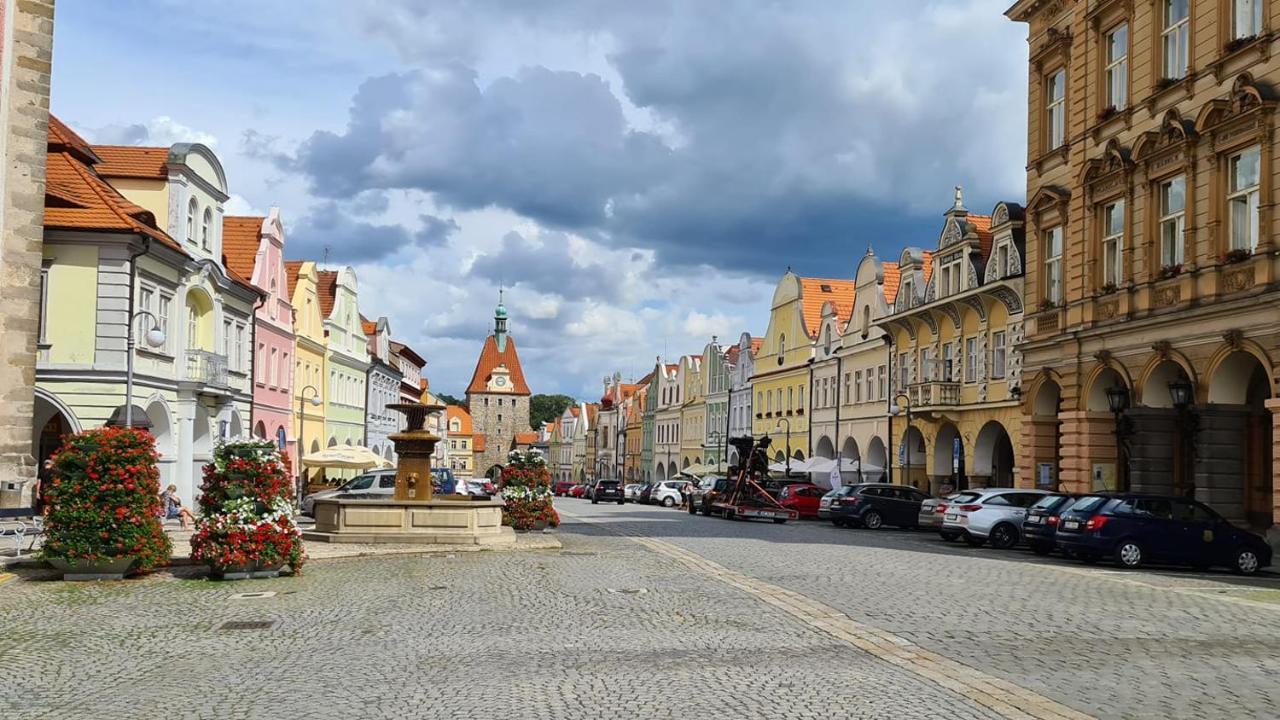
624;384;647;483
445;405;475;478
286;261;327;484
751;272;855;472
878;190;1025;494
677;354;704;471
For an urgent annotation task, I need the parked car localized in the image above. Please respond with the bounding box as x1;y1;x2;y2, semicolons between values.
830;484;931;529
651;480;684;507
591;479;625;505
463;480;494;496
919;493;961;538
639;483;655;504
569;484;588;499
1055;493;1272;574
940;488;1051;548
300;469;397;516
431;467;458;494
554;480;576;497
624;483;644;502
690;476;728;515
776;483;825;518
818;486;851;520
1022;493;1078;555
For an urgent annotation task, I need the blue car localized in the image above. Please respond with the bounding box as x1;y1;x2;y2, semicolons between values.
1055;493;1272;575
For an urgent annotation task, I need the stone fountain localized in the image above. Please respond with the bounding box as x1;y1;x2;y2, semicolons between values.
304;400;515;546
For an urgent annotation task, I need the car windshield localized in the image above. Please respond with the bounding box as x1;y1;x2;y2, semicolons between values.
951;492;983;504
1067;496;1109;513
1031;494;1068;511
344;475;375;491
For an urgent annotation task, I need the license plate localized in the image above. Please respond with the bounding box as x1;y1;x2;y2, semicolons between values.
945;513;959;522
1027;515;1042;524
1063;520;1080;530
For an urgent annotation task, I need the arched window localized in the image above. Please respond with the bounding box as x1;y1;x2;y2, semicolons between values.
186;199;198;244
779;334;787;356
201;208;212;250
861;306;871;339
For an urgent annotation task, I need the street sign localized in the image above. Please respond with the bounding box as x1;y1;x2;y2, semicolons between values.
952;436;961;473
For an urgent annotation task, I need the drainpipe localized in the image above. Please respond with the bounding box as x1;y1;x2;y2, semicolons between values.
124;236;152;428
249;291;264;441
807;357;816;461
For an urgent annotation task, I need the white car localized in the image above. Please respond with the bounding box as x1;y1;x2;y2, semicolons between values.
650;480;685;507
624;484;644;502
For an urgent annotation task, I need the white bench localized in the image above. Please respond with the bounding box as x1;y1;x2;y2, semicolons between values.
0;509;43;557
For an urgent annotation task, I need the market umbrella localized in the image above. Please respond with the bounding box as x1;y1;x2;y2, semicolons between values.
301;446;393;470
678;463;709;476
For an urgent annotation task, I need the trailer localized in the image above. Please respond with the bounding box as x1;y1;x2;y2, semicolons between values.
708;436;799;523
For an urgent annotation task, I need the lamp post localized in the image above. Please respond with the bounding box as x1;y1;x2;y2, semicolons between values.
125;311;167;428
1105;384;1131;492
706;430;723;473
297;384;322;502
888;393;912;488
775;418;792;477
1168;378;1196;498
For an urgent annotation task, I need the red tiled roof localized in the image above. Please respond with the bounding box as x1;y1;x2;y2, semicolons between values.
446;405;473;436
472;434;487;452
92;145;170;179
361;316;377;336
514;431;538;445
47;115;99;164
799;277;856;338
726;345;740;366
317;270;338;319
968;215;995;262
882;263;901;305
465;334;532;395
751;337;764;353
221;216;264;282
923;251;934;285
391;341;426;368
635;371;655;386
284;261;303;298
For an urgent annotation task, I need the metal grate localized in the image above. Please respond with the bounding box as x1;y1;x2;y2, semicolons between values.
229;591;277;600
218;620;276;631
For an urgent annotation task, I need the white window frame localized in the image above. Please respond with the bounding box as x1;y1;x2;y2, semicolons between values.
1102;200;1124;287
1044;227;1063;304
1229;146;1261;251
965;338;978;383
1234;0;1263;40
991;331;1007;379
854;370;863;403
200;207;212;250
186;199;198;245
1047;69;1066;150
138;285;155;341
1159;175;1186;267
878;365;887;400
864;369;873;400
1105;23;1128;110
1163;0;1189;80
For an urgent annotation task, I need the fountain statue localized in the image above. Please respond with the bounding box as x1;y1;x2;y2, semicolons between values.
303;400;515;546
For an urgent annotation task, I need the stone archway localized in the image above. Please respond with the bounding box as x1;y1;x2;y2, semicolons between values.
974;420;1015;488
1028;378;1062;491
900;426;927;490
145;399;175;494
1204;350;1273;529
656;464;667;482
814;436;835;460
864;436;887;484
32;389;80;466
932;423;964;493
667;462;677;480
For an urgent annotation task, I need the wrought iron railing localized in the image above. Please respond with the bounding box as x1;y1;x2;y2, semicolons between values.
185;349;229;387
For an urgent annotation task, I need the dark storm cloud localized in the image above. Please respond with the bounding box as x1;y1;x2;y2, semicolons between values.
285;202;458;264
280;0;1026;276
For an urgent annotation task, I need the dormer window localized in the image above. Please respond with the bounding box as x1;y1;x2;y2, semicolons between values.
901;279;913;308
186;199;198;245
996;243;1010;280
940;257;963;296
201;208;212;250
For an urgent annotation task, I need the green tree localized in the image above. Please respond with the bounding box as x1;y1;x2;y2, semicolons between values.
435;393;464;407
529;394;575;429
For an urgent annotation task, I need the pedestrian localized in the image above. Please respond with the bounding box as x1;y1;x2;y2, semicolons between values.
158;484;196;530
34;458;54;514
680;479;692;510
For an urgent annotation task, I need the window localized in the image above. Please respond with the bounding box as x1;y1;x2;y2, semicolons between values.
1044;227;1063;303
864;370;873;401
1102;200;1124;287
1105;24;1128;110
991;331;1006;379
138;286;154;340
921;347;934;382
158;294;172;353
897;352;909;390
1234;0;1263;40
787;387;794;412
223;320;233;359
256;342;266;383
1159;176;1186;266
235;323;246;372
270;348;278;387
996;243;1010;279
965;337;978;383
1229;146;1261;251
37;261;49;345
201;208;212;250
282;352;290;387
1047;69;1066;150
779;334;786;356
878;365;886;400
854;371;863;403
186;199;198;244
943;342;955;382
843;372;851;403
1163;0;1189;80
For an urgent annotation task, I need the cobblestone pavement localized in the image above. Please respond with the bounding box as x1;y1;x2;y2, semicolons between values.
561;499;1280;720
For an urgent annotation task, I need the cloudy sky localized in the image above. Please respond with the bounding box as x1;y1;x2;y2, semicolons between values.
51;0;1028;400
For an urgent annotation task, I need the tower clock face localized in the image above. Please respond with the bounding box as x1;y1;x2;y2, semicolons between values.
495;376;507;387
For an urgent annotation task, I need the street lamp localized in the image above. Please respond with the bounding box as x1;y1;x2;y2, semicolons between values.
125;310;166;428
706;430;723;473
775;418;792;477
297;384;322;502
1105;384;1130;492
888;393;912;488
1168;378;1197;498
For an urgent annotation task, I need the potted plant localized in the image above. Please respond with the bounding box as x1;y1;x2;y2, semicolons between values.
1226;36;1257;53
40;427;171;580
501;450;559;531
1221;248;1252;264
1096;105;1118;123
1038;298;1058;312
1157;77;1180;91
1098;282;1119;295
190;439;305;580
1159;263;1184;279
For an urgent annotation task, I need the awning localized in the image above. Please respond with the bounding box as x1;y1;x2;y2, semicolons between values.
804;457;837;474
301;446;393;470
677;463;709;476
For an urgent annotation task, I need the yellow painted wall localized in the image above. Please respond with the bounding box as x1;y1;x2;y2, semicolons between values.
108;179;168;228
751;273;813;453
43;244;98;365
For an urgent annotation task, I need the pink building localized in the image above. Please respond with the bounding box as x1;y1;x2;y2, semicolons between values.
224;209;297;469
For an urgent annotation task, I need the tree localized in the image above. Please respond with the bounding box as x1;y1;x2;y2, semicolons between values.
529;394;575;429
435;393;464;407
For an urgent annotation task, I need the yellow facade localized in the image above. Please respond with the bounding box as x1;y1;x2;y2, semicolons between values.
678;355;704;469
290;261;327;466
40;244;98;365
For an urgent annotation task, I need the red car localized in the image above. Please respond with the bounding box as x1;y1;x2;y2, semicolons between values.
569;484;588;498
777;483;825;518
553;480;575;497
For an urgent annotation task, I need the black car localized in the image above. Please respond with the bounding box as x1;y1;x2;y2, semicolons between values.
830;484;930;529
638;483;655;504
689;476;729;515
591;479;625;505
1022;493;1076;555
1055;493;1272;574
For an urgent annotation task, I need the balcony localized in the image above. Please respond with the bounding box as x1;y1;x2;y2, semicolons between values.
908;381;960;409
184;349;229;388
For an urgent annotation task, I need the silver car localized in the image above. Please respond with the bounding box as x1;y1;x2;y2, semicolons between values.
940;488;1052;548
624;484;644;502
300;469;397;516
918;493;960;534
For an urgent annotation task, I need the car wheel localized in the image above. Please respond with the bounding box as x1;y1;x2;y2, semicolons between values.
1030;542;1053;556
989;523;1018;549
862;510;884;530
1115;540;1144;569
1232;548;1262;575
963;533;986;547
939;530;960;542
662;496;675;507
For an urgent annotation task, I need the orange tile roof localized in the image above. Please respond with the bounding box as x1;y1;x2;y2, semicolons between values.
92;145;170;179
284;260;303;298
446;405;473;436
665;364;679;374
317;270;338;318
569;406;581;417
751;337;764;353
725;345;740;366
47;115;99;164
472;434;487;452
514;431;538;445
882;263;901;305
967;215;995;262
465;334;532;395
391;341;426;368
221;216;264;282
923;251;934;285
362;317;377;336
799;277;856;338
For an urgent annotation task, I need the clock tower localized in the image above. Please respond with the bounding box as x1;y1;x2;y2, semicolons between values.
465;292;532;478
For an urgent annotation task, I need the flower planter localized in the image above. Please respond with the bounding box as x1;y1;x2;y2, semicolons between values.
209;563;255;581
250;563;285;579
49;556;138;581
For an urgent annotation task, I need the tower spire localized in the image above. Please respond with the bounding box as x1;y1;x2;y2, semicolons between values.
494;287;509;351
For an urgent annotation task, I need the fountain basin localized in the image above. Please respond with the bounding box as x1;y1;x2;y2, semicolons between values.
303;496;515;546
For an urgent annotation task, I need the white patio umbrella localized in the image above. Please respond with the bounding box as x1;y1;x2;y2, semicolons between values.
804;457;837;475
301;446;393;470
678;463;709;477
